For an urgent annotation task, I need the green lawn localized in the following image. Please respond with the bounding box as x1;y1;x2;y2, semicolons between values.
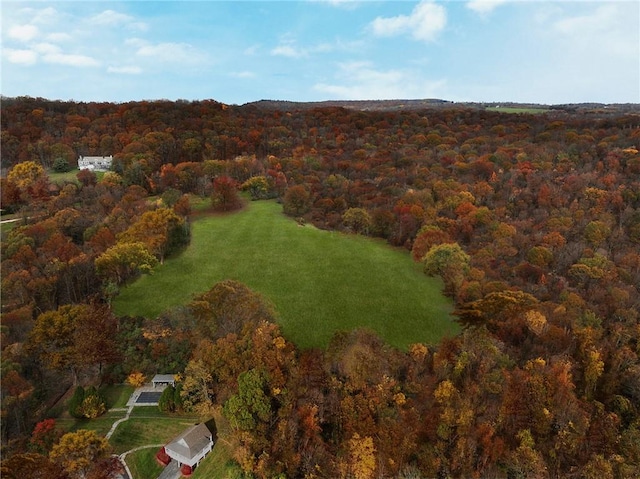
126;448;164;479
57;410;127;437
190;411;235;479
109;416;201;454
47;168;106;184
99;384;135;409
114;200;457;350
189;440;236;479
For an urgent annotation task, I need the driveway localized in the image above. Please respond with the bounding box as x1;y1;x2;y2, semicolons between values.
157;460;181;479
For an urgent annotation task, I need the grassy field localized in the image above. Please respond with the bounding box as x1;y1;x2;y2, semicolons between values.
47;168;106;184
100;384;135;409
486;106;549;114
109;415;201;454
114;200;458;350
126;448;164;479
56;410;128;436
190;410;234;479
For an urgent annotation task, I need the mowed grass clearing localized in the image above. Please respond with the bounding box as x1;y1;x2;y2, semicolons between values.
114;200;458;350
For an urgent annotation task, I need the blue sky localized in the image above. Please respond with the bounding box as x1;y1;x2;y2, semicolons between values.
2;1;638;105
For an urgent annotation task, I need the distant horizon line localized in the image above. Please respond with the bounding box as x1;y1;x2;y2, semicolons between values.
2;94;639;108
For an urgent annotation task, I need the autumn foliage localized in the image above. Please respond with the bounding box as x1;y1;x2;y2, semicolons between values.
1;97;640;477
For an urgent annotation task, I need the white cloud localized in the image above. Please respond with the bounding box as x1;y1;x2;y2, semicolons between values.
90;10;133;25
43;52;100;67
370;1;446;42
46;32;72;42
271;44;307;58
3;48;38;65
15;7;59;25
135;41;208;66
466;0;509;16
8;24;39;42
30;42;99;67
89;9;148;31
314;61;446;100
554;4;617;35
552;4;638;60
31;7;59;25
108;65;142;74
33;42;60;55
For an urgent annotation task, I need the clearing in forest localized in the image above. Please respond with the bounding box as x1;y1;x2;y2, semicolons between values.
113;200;458;350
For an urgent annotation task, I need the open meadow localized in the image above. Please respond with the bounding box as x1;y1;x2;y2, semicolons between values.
114;200;458;350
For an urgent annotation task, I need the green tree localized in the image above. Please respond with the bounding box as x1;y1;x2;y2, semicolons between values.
68;386;85;418
223;368;272;432
53;157;71;173
161;188;182;207
423;242;470;295
158;385;177;413
584;220;611;247
342;208;372;235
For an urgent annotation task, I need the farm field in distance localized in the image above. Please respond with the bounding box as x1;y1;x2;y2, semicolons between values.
114;199;457;350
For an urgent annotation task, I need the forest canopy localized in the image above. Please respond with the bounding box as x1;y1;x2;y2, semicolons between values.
1;97;639;478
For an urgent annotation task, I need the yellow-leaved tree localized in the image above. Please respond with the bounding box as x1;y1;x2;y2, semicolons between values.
348;433;376;479
49;429;110;478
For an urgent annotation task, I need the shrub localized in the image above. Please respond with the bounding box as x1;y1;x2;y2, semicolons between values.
68;386;85;418
53;157;71;173
68;386;107;419
283;185;311;216
80;393;107;419
158;386;176;413
158;384;184;413
81;387;107;418
127;372;146;387
173;383;184;411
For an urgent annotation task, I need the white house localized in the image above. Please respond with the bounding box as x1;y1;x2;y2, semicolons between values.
78;155;113;172
164;423;216;469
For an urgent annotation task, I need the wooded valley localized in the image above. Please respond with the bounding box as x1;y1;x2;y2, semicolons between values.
1;97;639;478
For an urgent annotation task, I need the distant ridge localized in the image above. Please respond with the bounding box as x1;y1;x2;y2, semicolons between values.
242;98;640;114
242;98;455;112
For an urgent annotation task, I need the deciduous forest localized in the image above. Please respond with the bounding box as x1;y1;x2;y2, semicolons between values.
1;96;639;478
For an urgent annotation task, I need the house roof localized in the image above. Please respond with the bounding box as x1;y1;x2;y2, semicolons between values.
152;374;175;383
165;423;213;460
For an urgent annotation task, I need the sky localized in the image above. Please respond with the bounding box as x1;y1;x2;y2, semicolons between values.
2;0;639;105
